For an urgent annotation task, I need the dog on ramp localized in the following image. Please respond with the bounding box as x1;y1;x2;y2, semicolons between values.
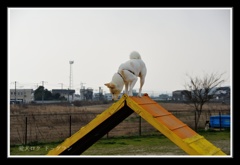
104;51;147;100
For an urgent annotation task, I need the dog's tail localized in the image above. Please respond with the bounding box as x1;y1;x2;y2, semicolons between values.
130;51;141;59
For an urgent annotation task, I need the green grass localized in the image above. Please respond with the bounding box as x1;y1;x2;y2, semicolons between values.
9;129;230;156
10;141;62;156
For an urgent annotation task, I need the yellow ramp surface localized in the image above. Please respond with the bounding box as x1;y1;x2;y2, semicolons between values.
127;94;226;155
47;93;226;156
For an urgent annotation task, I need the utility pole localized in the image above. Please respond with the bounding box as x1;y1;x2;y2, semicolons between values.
59;83;63;89
68;88;70;103
80;82;86;89
99;87;102;101
14;81;17;103
80;82;86;100
69;61;74;89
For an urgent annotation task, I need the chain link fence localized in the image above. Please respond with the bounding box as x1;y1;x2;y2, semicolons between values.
10;109;230;145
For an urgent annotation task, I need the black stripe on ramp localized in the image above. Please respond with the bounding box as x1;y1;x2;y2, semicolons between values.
59;103;134;155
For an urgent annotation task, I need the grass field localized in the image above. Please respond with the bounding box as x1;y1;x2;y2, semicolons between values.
9;129;231;157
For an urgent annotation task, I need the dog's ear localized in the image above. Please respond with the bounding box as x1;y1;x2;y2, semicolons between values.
104;83;111;88
104;83;114;89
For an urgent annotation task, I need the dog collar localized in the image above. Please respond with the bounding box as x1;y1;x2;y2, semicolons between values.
118;72;124;79
125;69;135;75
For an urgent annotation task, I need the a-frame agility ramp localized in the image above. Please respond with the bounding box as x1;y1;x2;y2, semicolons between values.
47;93;226;156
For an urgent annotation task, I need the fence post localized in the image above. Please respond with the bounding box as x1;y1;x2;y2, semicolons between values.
139;116;141;136
25;116;27;145
195;110;197;131
219;111;222;131
69;115;72;137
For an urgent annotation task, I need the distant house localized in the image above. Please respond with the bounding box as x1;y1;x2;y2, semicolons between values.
52;89;75;102
158;94;171;100
209;86;230;103
104;93;112;101
74;94;81;101
172;90;191;101
172;86;230;103
10;89;34;104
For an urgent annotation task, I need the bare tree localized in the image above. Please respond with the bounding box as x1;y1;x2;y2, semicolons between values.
184;72;226;131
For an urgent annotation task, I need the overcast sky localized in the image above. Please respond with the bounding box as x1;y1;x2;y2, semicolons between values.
8;7;232;96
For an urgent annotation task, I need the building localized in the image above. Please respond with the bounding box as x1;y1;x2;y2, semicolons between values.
172;86;230;103
209;86;230;103
80;88;93;100
158;94;171;100
10;89;34;104
52;89;75;102
172;90;191;101
104;93;112;101
74;94;81;101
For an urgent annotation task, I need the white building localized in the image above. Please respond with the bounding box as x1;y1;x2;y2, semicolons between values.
10;89;34;104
